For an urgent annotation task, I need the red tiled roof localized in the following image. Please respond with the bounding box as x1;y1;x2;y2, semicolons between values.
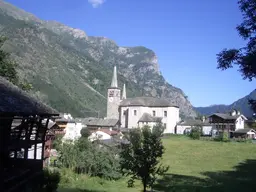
95;129;119;136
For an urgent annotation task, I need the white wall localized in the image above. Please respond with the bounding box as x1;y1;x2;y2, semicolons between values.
88;131;111;141
176;125;212;135
62;122;83;141
202;126;212;135
176;125;191;134
138;122;157;128
235;116;245;130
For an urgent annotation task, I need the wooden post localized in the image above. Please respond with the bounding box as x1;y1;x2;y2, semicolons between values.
24;116;35;160
14;118;25;159
34;118;42;160
41;118;50;160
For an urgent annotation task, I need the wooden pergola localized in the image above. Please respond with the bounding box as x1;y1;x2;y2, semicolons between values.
0;77;59;192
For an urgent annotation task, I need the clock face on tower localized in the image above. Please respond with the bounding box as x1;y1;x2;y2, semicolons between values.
109;90;114;97
108;97;113;102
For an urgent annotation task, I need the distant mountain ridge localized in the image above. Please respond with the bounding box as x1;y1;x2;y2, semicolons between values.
0;0;197;118
194;89;256;117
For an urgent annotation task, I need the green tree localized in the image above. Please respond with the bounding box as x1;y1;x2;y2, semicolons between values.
120;124;169;192
0;36;32;91
216;0;255;113
0;36;19;84
189;126;202;140
80;127;91;138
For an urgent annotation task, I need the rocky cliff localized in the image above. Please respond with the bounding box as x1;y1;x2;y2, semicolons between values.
0;0;197;118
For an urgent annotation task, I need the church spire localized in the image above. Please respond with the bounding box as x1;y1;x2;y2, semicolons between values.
111;65;118;87
122;83;127;100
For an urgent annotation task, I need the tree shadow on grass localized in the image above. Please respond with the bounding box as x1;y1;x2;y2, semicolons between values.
58;188;105;192
153;159;256;192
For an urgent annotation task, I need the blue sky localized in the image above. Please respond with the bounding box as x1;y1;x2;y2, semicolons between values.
5;0;255;107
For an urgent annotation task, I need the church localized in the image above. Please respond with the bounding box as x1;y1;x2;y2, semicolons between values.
106;66;180;134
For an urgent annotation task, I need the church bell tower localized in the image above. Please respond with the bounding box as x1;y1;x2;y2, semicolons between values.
107;65;121;119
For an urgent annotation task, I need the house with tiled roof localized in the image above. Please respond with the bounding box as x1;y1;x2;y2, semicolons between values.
176;116;212;135
208;109;248;138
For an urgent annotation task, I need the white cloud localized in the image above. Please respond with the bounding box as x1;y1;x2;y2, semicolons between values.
88;0;106;8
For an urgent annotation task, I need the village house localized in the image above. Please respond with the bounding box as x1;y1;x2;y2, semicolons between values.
233;128;256;139
176;116;212;135
59;113;84;141
208;109;248;138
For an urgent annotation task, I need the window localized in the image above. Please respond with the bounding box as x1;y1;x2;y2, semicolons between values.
164;111;167;117
164;123;166;128
108;90;114;97
134;110;137;116
153;110;156;116
123;110;126;115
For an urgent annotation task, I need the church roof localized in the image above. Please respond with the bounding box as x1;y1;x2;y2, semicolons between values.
138;113;162;122
177;119;211;126
120;97;178;107
76;118;120;127
209;113;247;120
0;77;58;115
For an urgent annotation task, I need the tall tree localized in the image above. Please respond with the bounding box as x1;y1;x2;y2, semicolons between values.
0;36;32;91
120;124;169;192
0;36;19;84
216;0;256;113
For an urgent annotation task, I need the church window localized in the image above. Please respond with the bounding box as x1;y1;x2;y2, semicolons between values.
153;110;156;116
164;111;167;117
134;110;137;116
123;110;126;115
109;90;114;97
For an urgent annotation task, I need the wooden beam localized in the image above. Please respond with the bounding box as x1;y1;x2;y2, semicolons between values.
41;118;49;160
34;118;42;160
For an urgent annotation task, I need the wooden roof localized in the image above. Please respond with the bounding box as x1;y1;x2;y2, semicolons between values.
0;77;58;116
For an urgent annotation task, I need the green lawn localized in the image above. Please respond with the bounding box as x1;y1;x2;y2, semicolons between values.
59;136;256;192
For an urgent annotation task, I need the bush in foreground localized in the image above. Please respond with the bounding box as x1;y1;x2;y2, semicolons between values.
39;168;60;192
189;126;201;140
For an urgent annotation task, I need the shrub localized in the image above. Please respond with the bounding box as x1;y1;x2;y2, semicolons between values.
221;132;230;142
189;127;201;140
80;127;91;138
213;132;230;142
39;168;61;192
57;137;122;180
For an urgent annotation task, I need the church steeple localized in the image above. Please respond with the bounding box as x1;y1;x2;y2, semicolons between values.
122;83;126;100
107;65;120;119
111;65;118;87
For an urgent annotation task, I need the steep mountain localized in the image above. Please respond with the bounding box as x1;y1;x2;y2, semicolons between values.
0;0;197;118
194;89;256;117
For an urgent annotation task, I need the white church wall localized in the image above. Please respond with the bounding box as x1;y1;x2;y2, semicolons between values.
120;106;128;127
127;106;145;128
120;106;179;134
165;107;179;134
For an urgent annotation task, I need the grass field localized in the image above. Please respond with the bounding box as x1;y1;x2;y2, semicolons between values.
58;136;256;192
